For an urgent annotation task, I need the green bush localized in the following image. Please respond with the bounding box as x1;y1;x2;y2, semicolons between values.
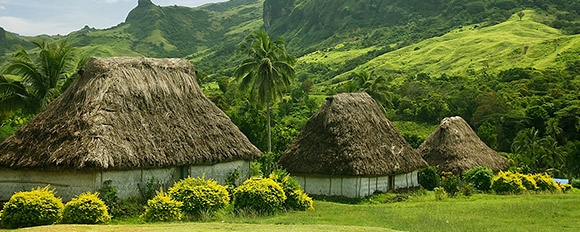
463;166;494;191
571;180;580;189
97;180;119;216
138;176;160;202
62;192;111;224
141;191;183;222
517;173;538;191
440;172;460;196
233;178;287;213
0;186;64;229
169;176;230;215
533;173;561;192
269;170;313;211
418;166;440;191
491;171;525;194
461;184;474;197
434;187;447;200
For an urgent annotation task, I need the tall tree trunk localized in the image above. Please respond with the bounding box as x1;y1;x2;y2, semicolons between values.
267;101;272;153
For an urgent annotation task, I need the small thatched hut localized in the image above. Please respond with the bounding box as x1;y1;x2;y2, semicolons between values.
279;93;428;198
417;116;509;174
0;57;261;201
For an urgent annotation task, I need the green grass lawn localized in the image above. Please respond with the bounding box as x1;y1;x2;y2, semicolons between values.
5;191;579;232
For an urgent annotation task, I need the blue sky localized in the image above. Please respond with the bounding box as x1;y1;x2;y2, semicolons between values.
0;0;227;36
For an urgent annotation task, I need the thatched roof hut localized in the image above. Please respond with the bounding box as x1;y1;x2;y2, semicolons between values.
0;57;261;171
279;92;428;177
417;116;509;174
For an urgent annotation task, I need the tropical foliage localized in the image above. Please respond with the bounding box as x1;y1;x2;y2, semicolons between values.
1;40;82;116
234;29;296;152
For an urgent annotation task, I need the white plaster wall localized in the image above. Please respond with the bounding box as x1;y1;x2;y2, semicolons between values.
101;168;176;200
295;176;394;198
187;160;250;186
394;171;420;190
0;161;252;201
358;177;370;198
394;173;408;189
0;168;98;201
303;177;331;196
330;177;343;196
377;176;389;193
295;176;306;191
408;170;418;186
340;177;359;198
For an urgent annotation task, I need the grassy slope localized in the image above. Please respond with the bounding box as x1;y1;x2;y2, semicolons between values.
300;10;580;85
1;1;265;75
353;10;580;76
7;192;580;232
391;121;438;139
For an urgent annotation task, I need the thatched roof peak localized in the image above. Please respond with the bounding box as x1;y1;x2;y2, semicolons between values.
279;92;428;177
417;116;509;174
0;57;261;171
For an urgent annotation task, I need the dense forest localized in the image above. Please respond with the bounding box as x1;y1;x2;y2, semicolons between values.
1;0;579;179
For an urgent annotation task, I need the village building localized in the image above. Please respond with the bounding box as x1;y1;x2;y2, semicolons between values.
279;92;428;198
0;57;261;201
418;116;509;174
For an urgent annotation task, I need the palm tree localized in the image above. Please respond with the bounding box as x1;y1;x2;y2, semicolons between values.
234;29;296;153
540;136;564;173
511;127;544;172
1;40;81;115
351;71;391;108
545;118;562;139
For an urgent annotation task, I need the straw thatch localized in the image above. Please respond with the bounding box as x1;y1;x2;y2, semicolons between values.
279;92;428;176
417;116;509;174
0;57;261;170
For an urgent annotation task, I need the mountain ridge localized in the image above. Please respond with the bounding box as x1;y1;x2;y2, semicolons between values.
0;0;579;80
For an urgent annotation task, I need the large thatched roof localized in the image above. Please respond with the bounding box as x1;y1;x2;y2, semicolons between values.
0;57;261;170
417;116;509;174
279;92;428;177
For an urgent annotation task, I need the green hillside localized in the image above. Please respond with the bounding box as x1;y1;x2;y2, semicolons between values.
319;10;580;84
1;0;580;179
354;11;580;76
1;0;265;76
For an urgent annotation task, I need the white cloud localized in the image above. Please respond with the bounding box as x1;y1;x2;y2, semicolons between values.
103;0;120;3
0;16;76;36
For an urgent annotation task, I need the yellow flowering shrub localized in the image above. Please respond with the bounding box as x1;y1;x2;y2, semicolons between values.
533;173;561;192
560;184;573;193
169;176;230;215
141;191;183;222
491;171;525;194
517;173;538;191
233;178;286;213
62;192;111;224
434;187;447;200
0;186;63;229
269;170;313;211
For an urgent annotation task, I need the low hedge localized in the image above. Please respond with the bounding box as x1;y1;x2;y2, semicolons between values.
169;176;230;215
233;178;286;213
0;186;63;229
62;192;111;224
